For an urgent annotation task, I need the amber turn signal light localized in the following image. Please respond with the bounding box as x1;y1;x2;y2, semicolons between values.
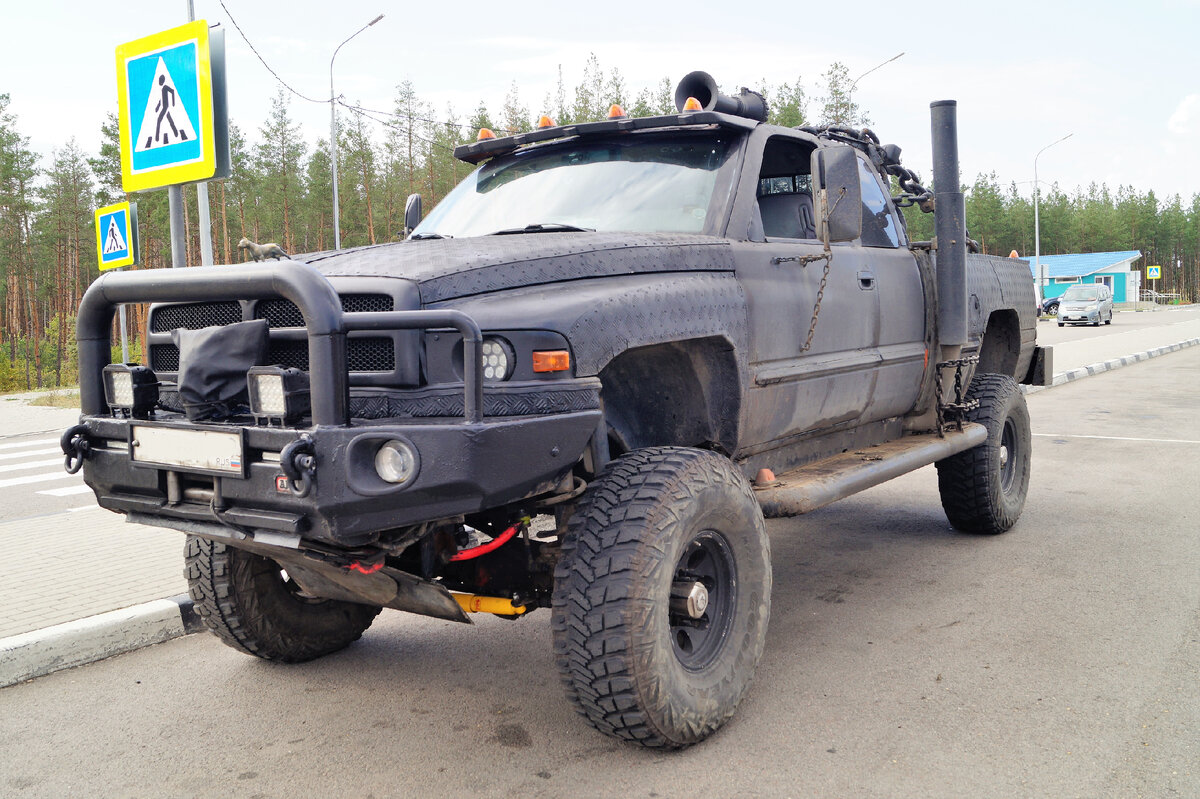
477;128;496;140
607;104;626;119
531;350;571;373
538;115;555;128
682;96;703;112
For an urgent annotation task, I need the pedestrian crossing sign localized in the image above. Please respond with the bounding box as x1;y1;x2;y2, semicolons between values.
116;21;229;192
1147;265;1161;279
95;202;139;270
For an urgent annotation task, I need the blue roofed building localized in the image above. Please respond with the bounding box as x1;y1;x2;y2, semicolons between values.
1029;250;1142;304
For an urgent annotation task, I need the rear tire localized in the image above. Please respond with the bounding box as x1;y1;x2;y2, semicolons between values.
185;536;380;662
552;447;771;748
936;374;1031;534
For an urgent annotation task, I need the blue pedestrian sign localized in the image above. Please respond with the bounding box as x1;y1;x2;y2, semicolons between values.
95;202;139;270
116;21;230;192
1146;265;1161;280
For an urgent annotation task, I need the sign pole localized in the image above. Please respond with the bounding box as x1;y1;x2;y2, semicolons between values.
168;185;187;268
187;0;215;266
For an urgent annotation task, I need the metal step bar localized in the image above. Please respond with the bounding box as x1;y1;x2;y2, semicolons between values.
754;423;986;518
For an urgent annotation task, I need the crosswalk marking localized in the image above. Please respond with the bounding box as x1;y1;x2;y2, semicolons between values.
67;504;102;512
38;484;93;497
0;447;61;461
0;437;58;451
0;457;64;474
0;471;76;489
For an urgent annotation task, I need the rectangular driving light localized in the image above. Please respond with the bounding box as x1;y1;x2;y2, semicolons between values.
102;363;159;418
247;366;310;425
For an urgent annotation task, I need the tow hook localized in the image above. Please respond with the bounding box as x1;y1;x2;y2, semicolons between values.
61;424;91;474
280;435;317;498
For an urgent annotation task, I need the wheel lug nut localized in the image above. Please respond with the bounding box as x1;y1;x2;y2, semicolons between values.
670;580;709;619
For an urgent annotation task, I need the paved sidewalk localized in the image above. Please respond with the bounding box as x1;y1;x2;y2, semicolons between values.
0;510;185;639
0;308;1197;686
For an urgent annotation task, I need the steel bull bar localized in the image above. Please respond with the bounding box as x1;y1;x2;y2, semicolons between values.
77;260;485;425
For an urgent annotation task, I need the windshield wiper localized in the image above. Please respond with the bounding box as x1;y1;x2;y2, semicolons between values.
410;232;451;240
486;223;595;236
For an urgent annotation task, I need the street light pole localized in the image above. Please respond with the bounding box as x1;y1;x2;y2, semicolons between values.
1033;132;1073;300
330;14;384;252
846;52;904;122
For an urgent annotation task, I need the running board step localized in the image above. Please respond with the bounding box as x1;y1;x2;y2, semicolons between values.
753;423;987;518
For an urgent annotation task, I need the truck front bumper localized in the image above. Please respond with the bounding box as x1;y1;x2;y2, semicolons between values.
69;262;602;548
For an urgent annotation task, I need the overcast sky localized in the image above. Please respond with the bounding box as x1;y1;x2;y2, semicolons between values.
4;0;1198;204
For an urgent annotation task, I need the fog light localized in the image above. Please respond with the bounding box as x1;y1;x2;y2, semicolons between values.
481;337;515;381
102;363;159;418
375;439;419;485
247;366;310;425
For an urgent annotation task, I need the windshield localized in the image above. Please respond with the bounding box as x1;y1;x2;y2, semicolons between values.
1063;285;1100;301
413;133;734;238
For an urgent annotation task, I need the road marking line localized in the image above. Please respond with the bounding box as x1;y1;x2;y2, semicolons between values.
0;471;76;489
1034;433;1200;445
0;437;58;451
67;504;103;512
0;447;61;461
39;484;94;497
0;457;66;474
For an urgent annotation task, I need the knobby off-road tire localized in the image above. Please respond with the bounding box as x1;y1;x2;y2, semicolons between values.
936;373;1032;534
551;447;772;748
185;536;381;662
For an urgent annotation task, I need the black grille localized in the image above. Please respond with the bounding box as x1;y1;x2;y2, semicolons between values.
150;344;179;372
347;337;394;372
264;337;395;372
150;301;241;332
256;294;394;328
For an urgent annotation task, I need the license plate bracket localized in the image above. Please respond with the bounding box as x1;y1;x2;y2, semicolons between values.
130;424;246;478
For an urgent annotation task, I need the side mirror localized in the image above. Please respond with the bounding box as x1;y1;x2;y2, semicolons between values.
811;146;862;245
403;193;422;237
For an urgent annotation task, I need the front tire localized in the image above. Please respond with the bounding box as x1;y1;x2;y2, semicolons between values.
552;447;771;748
185;536;381;662
936;374;1032;534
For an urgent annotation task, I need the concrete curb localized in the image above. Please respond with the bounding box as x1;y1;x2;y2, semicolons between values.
0;595;200;689
1024;336;1200;396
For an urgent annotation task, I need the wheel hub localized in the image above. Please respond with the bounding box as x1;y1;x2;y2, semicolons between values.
671;580;709;619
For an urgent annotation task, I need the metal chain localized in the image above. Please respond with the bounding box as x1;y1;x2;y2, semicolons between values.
800;254;834;352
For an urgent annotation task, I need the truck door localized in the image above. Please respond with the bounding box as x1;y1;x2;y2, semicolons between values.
732;132;880;450
854;156;926;421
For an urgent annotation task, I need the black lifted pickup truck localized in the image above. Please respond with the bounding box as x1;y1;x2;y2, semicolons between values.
64;71;1051;748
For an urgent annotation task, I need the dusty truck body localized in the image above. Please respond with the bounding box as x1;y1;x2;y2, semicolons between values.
64;72;1051;748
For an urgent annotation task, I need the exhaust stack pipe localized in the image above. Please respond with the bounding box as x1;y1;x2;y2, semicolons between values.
930;100;967;348
674;71;768;122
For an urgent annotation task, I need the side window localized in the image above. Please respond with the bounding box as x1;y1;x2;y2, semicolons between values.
857;159;902;248
756;136;817;240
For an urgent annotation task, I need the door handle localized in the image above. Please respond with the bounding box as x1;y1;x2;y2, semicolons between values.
857;271;875;290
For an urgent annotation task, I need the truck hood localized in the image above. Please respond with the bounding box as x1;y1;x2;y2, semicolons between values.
294;232;733;304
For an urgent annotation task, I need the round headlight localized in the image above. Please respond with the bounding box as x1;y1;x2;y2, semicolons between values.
481;337;515;381
374;439;419;485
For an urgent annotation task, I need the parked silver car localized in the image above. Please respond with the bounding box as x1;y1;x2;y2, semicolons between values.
1057;283;1113;327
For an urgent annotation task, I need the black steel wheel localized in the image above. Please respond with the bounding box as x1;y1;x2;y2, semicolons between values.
935;374;1032;534
185;536;380;662
552;447;771;748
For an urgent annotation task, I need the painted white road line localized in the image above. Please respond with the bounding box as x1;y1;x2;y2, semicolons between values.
38;484;94;497
0;447;62;461
0;458;65;474
0;471;76;489
0;437;58;451
67;504;103;512
1033;433;1200;445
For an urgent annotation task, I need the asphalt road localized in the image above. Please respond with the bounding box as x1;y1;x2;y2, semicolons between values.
2;347;1196;796
1036;303;1200;347
0;431;93;521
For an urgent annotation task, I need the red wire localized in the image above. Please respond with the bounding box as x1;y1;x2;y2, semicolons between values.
450;523;519;562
